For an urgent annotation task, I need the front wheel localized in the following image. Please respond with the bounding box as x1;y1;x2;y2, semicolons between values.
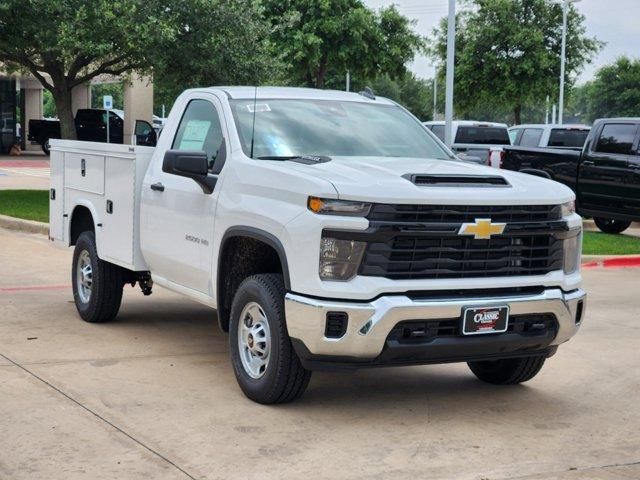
229;274;311;404
72;231;124;323
594;217;631;234
468;355;546;385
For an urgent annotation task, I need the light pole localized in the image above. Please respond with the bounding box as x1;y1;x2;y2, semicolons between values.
558;0;581;125
444;0;456;147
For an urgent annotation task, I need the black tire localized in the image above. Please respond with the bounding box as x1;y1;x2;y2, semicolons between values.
72;231;124;323
468;355;546;385
229;274;311;404
41;139;50;156
594;217;631;234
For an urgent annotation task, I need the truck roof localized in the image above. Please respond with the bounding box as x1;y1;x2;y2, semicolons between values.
594;117;640;123
509;124;590;130
195;86;398;105
423;120;508;128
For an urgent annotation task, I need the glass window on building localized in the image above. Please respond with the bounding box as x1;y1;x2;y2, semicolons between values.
0;77;17;153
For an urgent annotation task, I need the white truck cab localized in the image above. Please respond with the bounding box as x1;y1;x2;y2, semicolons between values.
50;87;586;404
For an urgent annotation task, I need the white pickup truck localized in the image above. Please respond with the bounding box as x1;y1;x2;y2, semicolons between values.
49;87;586;404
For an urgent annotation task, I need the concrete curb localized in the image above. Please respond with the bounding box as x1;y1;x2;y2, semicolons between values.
0;214;49;236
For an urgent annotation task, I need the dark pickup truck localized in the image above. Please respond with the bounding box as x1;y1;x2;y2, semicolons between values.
502;118;640;234
28;108;156;155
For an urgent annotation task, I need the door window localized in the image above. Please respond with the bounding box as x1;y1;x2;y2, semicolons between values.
172;99;224;170
520;128;543;147
595;124;637;155
430;125;445;141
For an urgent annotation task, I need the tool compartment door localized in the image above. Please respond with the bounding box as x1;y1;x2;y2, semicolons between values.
101;156;135;266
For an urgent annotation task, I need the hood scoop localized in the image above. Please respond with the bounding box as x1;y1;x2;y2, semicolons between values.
404;174;510;187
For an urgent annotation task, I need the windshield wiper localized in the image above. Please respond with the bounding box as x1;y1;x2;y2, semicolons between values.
256;155;331;164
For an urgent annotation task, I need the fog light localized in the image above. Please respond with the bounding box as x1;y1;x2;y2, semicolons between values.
319;237;366;281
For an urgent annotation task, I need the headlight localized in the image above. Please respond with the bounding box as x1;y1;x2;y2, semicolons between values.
563;230;582;274
561;200;576;217
308;197;371;216
319;237;366;280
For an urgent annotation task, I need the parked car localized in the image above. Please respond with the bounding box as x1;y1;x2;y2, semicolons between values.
423;120;511;167
502;118;640;233
49;87;586;404
28;108;156;155
509;124;590;149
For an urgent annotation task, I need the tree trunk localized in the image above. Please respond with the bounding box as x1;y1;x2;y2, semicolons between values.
513;104;522;125
315;58;328;89
52;86;77;140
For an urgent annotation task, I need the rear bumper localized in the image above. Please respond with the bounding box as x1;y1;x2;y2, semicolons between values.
285;288;586;369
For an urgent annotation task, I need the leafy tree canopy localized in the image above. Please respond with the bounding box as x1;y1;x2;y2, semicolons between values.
0;0;278;139
573;57;640;122
368;73;434;122
430;0;602;124
262;0;425;88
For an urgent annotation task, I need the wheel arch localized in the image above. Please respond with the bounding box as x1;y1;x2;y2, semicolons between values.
519;168;552;180
68;202;99;246
216;226;291;332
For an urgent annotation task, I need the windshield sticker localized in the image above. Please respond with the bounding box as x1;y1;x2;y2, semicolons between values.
179;120;211;150
247;103;271;113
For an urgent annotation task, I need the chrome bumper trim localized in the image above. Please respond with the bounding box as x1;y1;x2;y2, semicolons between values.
285;289;586;359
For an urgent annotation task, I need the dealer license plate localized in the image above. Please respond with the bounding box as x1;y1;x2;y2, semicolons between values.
462;306;509;335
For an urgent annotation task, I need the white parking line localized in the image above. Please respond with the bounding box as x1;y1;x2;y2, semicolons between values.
0;168;51;179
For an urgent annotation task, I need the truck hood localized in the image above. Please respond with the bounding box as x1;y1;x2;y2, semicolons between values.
282;156;574;205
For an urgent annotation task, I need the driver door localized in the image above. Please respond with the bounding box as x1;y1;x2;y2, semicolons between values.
141;96;226;295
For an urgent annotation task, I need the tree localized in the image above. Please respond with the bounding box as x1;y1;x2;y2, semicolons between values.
0;0;170;139
263;1;425;89
152;0;283;115
0;0;279;139
578;57;640;122
430;0;602;124
369;73;434;121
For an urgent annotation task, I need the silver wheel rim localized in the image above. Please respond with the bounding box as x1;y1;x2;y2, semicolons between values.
237;302;271;379
76;250;93;304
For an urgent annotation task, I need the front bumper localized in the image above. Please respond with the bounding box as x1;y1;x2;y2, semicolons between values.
285;288;586;369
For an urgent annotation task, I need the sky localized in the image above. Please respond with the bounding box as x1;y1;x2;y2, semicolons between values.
364;0;640;84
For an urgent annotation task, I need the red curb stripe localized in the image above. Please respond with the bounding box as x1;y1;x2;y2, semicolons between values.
0;161;50;168
582;256;640;270
0;284;70;292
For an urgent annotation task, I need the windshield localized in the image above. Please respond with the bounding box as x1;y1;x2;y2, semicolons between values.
230;99;451;160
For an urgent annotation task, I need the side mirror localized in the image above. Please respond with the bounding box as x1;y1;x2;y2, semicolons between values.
162;150;216;194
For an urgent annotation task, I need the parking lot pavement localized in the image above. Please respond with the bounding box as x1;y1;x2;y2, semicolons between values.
0;156;50;190
1;227;639;480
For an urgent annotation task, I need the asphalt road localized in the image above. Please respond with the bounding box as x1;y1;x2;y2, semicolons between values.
1;227;639;480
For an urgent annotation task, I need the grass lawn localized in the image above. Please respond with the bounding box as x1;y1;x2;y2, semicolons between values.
0;189;49;223
582;231;640;255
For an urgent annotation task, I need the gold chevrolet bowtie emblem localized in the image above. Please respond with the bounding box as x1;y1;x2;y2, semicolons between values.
458;218;506;240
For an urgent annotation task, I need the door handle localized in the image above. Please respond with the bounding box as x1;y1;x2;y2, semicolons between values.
582;160;595;167
150;182;165;192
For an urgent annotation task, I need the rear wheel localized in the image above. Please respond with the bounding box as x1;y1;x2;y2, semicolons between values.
229;274;311;404
41;139;50;156
594;217;631;234
468;355;546;385
72;231;124;323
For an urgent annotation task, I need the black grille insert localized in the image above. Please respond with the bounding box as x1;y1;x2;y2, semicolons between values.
388;314;558;344
360;233;563;280
367;204;561;224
